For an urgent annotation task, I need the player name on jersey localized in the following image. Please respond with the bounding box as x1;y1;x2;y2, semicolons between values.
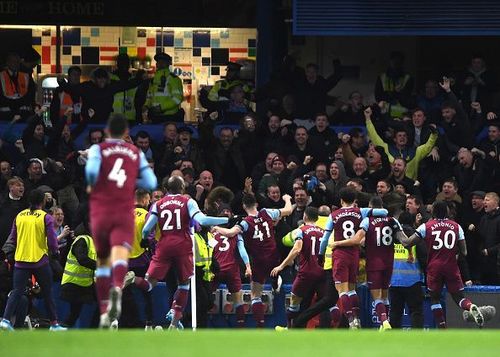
101;145;138;160
429;221;456;231
334;210;361;220
159;199;186;209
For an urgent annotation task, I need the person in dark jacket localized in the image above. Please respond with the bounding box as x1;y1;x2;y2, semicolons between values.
478;192;500;285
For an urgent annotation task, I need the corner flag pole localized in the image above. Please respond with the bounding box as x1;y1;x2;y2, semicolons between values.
191;233;197;331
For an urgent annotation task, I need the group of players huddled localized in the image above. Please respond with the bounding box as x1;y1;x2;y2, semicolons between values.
16;114;493;331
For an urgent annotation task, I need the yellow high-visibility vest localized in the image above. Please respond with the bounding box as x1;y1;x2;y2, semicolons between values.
61;235;96;287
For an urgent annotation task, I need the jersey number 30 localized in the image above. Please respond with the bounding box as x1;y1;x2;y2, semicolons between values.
431;230;456;250
108;158;127;188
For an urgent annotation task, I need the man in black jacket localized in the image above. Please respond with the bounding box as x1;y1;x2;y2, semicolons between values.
478;192;500;285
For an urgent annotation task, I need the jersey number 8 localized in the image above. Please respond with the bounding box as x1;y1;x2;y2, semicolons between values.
342;220;356;239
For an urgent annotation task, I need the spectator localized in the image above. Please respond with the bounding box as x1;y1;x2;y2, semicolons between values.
257;155;292;198
375;179;405;215
206;62;252;106
157;123;178;177
286;126;314;167
0;52;36;121
58;67;145;123
388;158;420;197
333;91;365;125
237;114;263;175
194;170;216;206
405;195;429;228
325;160;349;207
0;160;13;192
461;191;486;283
434;178;462;220
110;54;141;123
294;60;343;121
285;188;310;229
134;131;159;164
0;177;27;248
416;79;445;124
478;192;500;285
251;152;278;189
308;113;339;164
478;122;500;193
365;107;437;180
375;51;414;119
455;147;492;196
459;54;497;110
439;77;475;153
50;66;82;125
262;114;286;155
172;126;204;173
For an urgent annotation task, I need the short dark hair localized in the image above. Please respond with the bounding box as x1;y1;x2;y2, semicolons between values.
68;66;81;76
304;206;319;222
407;195;422;206
29;189;45;210
432;200;449;219
443;178;458;190
166;176;185;194
107;114;128;138
305;63;319;71
242;194;257;209
339;187;356;204
135;188;150;201
369;196;384;208
136;130;150;140
441;101;455;110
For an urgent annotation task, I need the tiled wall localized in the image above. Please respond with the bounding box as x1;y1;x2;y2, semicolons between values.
32;26;257;85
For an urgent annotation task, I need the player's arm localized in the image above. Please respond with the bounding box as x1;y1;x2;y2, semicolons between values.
334;228;365;248
458;225;467;257
360;207;388;218
278;194;293;217
319;215;334;255
271;235;303;277
399;222;424;248
142;203;159;240
84;144;102;187
237;235;252;277
188;199;229;226
137;151;157;191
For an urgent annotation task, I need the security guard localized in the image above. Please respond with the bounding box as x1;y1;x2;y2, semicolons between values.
207;62;252;103
193;225;218;328
60;233;97;327
389;242;425;329
144;52;184;123
110;54;139;123
0;189;66;331
122;189;156;329
0;52;36;121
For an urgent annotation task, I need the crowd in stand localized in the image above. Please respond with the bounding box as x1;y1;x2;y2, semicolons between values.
1;48;500;328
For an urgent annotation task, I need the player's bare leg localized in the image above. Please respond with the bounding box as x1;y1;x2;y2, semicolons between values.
430;291;446;328
371;288;391;330
107;246;130;325
251;282;266;328
169;279;190;330
95;257;112;328
451;291;484;327
232;291;246;327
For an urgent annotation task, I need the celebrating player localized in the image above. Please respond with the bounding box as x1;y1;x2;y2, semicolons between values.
128;176;230;329
85;114;157;328
332;196;399;331
319;187;387;329
400;200;484;328
211;204;252;327
271;206;325;329
213;194;292;327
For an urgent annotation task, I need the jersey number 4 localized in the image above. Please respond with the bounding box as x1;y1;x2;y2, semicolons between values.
253;222;271;241
160;208;181;231
108;158;127;188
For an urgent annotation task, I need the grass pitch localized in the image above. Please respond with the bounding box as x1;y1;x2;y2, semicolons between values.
1;329;500;356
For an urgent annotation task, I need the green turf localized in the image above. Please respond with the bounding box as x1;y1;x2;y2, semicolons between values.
1;330;500;356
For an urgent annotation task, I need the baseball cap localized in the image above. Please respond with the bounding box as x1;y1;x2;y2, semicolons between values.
471;191;486;199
